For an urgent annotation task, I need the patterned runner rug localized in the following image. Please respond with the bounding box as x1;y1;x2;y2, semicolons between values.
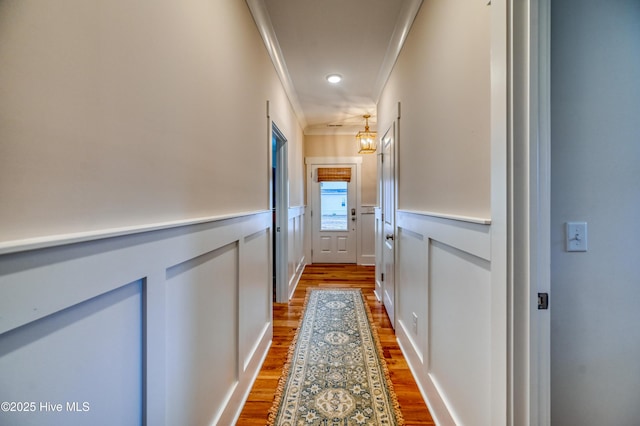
268;289;404;425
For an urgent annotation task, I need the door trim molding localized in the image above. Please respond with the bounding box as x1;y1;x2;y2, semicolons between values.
270;118;289;303
305;157;363;264
505;0;551;423
489;0;509;423
377;119;398;329
514;0;551;423
534;1;551;423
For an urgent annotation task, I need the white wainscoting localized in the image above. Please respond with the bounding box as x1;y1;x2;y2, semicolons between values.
374;207;384;301
287;206;306;299
358;205;376;266
394;210;492;426
0;211;273;426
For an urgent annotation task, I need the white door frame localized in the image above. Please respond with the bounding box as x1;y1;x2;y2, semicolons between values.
269;111;289;304
309;164;358;263
504;0;551;423
305;157;363;264
530;0;552;422
379;119;398;329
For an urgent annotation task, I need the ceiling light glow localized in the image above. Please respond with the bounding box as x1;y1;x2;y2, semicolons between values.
326;74;342;84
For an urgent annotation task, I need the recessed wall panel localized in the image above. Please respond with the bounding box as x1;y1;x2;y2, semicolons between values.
429;241;491;426
241;229;271;370
0;281;143;426
397;227;426;361
165;242;238;425
361;213;375;257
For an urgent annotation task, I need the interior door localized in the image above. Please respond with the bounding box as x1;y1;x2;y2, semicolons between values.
381;124;396;327
311;164;357;263
272;123;288;303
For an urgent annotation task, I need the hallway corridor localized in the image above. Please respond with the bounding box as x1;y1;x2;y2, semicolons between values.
238;264;434;425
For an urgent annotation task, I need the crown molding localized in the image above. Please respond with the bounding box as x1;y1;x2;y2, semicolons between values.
372;0;424;102
247;0;423;133
245;0;308;129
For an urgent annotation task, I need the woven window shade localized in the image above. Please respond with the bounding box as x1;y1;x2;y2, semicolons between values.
316;167;351;182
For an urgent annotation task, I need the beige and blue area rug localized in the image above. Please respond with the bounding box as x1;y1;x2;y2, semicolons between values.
268;289;404;426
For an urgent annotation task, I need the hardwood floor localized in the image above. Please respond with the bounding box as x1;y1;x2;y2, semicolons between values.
237;264;434;425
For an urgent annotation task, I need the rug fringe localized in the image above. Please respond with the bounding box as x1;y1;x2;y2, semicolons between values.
266;289;314;426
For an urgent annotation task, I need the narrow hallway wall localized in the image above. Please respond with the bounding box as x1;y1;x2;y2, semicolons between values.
376;0;493;424
378;0;490;218
551;1;640;424
0;0;303;243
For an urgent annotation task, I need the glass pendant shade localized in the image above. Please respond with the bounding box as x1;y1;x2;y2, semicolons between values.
356;132;377;153
356;115;377;154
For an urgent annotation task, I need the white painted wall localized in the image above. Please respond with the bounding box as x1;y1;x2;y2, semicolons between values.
550;1;640;424
0;0;304;244
377;0;491;219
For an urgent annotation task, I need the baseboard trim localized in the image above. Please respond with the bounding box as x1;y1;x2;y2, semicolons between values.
396;325;456;426
288;261;307;300
217;321;273;425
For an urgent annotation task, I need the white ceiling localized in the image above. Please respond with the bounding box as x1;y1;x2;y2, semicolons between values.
247;0;422;135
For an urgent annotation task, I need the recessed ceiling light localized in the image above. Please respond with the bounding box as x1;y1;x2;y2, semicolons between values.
326;74;342;84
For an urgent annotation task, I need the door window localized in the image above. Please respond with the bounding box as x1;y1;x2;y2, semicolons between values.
320;182;348;231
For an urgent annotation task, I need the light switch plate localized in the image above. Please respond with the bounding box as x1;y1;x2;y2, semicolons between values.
566;222;588;252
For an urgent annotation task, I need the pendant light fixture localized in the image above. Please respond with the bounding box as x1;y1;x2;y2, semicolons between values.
356;114;377;154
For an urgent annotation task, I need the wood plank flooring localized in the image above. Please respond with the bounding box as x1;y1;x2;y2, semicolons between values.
237;264;435;425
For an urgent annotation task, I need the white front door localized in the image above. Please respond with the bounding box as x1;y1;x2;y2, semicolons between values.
381;124;396;327
311;164;357;263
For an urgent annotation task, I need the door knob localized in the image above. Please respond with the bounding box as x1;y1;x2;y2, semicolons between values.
385;234;394;241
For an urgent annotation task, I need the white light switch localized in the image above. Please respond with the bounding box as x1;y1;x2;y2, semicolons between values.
566;222;588;252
